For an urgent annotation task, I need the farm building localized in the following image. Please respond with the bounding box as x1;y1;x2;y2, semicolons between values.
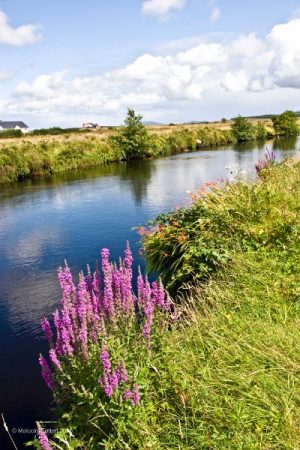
0;120;29;133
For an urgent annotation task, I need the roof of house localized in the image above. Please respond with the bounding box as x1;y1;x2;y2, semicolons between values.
0;120;29;129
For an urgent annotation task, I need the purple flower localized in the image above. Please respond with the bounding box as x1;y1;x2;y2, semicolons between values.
41;318;53;343
49;349;62;371
101;248;115;318
37;425;52;450
132;384;140;406
39;355;54;390
100;347;111;371
116;362;128;383
123;388;132;400
124;242;133;270
123;385;140;406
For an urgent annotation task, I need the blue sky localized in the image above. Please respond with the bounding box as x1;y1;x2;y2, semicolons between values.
1;0;300;127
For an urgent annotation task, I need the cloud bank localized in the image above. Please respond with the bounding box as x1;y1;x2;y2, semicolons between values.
4;17;300;121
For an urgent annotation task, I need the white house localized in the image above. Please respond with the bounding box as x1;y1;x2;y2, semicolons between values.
0;120;29;133
82;122;98;129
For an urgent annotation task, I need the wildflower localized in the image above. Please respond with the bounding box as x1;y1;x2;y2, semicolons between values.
132;384;140;406
123;384;140;406
101;248;115;318
100;346;111;372
255;147;276;173
49;349;62;371
37;424;52;450
116;362;129;383
41;317;53;343
39;355;54;390
123;388;132;401
124;241;133;269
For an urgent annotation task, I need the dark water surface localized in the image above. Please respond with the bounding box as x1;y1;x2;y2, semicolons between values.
0;138;299;448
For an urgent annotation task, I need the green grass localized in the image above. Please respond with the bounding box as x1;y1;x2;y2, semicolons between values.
142;249;300;449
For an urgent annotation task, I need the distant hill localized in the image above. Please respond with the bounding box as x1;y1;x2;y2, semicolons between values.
142;121;163;126
243;112;300;120
184;121;210;125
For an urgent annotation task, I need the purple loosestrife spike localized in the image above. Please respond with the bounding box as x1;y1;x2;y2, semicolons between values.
101;248;115;318
123;385;140;406
60;324;74;356
109;371;119;391
39;355;54;390
103;382;114;397
37;425;52;450
85;265;93;294
41;317;53;343
123;388;132;401
124;242;133;270
116;362;129;383
99;372;115;397
79;321;88;360
137;268;144;304
49;349;62;371
100;346;111;371
132;384;140;406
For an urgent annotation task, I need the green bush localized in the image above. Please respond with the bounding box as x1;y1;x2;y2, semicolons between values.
255;122;268;140
142;161;300;293
231;115;256;142
0;129;22;139
272;110;299;136
110;109;150;160
30;127;86;136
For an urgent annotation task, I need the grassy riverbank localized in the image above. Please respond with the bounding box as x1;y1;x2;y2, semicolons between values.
33;160;300;449
0;123;234;184
138;160;300;448
1;112;299;184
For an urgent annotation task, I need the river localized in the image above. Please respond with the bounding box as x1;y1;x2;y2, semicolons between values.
0;137;299;447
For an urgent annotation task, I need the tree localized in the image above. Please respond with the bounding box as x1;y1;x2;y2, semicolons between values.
272;111;299;136
231;115;256;142
110;109;150;160
255;122;267;141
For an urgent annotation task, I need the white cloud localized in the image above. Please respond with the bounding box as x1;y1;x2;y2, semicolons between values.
5;17;300;122
0;70;14;82
0;10;42;45
267;18;300;88
210;5;221;21
142;0;186;18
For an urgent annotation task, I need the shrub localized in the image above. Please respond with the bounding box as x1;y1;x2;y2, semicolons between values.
110;109;150;160
272;110;299;136
255;122;267;140
231;115;256;142
30;127;85;136
142;161;299;292
0;129;22;139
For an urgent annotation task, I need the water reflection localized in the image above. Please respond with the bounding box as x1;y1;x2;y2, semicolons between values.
273;136;298;151
117;160;155;206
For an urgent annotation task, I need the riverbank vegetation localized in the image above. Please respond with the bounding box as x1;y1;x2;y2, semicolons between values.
31;159;300;449
0;109;299;184
272;110;299;136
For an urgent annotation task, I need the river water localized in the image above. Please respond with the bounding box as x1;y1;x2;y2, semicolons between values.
0;137;299;447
